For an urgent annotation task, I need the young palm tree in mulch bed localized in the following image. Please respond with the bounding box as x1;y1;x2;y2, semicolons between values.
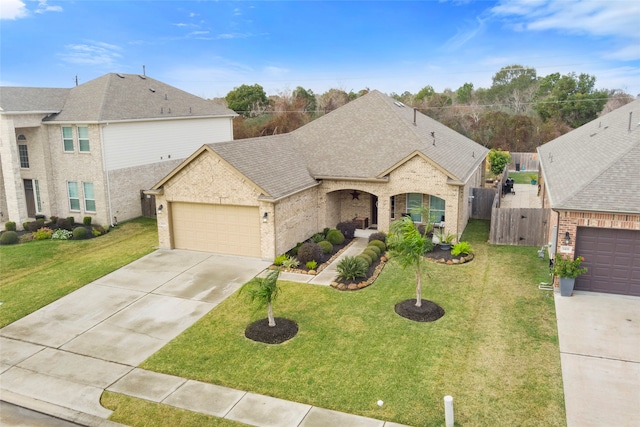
388;216;445;323
239;269;298;344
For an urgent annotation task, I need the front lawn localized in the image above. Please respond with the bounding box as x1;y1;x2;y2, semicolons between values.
0;217;158;328
141;220;565;426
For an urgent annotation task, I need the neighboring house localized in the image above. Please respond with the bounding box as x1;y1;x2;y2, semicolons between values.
149;90;489;260
0;73;236;229
538;99;640;296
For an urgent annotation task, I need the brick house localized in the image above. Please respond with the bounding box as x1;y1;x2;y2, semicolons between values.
149;90;489;260
538;99;640;296
0;73;236;229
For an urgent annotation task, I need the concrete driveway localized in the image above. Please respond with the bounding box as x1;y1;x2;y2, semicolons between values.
555;291;640;427
0;249;271;420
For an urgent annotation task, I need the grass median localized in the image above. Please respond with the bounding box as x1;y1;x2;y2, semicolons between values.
140;220;565;426
0;217;158;328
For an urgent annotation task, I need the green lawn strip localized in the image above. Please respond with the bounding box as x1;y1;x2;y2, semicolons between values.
101;392;248;427
0;218;158;327
142;221;565;426
508;171;538;184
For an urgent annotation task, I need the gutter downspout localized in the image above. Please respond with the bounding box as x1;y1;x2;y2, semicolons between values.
100;123;115;227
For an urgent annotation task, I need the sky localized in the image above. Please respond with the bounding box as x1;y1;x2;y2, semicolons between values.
1;0;639;99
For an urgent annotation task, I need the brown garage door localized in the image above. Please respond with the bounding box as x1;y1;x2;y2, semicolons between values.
575;227;640;296
171;202;261;257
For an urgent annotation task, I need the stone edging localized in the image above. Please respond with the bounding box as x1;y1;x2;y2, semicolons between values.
330;258;387;291
425;253;475;265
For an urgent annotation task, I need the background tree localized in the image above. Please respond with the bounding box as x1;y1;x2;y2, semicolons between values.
456;82;474;104
226;84;269;117
318;88;350;112
240;269;280;327
487;148;512;176
534;72;609;127
488;64;538;113
387;216;432;307
292;86;317;113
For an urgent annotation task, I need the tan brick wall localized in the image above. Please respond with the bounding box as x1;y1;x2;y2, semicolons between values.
271;187;319;259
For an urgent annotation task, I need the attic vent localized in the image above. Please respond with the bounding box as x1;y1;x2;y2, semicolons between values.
394;101;406;108
139;75;146;80
149;88;156;93
17;134;27;141
116;73;125;78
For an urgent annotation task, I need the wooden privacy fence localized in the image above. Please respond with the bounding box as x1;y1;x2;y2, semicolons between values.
471;188;497;220
509;152;539;172
490;207;551;246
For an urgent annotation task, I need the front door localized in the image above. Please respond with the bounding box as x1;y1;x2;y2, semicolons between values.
370;195;378;227
23;179;36;217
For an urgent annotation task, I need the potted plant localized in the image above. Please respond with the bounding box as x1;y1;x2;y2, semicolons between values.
552;255;588;296
435;230;456;251
530;175;538;185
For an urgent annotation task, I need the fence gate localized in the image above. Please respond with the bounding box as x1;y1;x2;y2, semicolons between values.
471;188;496;220
490;207;551;246
140;190;156;217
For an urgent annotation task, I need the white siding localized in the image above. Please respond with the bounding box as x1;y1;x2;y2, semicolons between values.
102;117;233;171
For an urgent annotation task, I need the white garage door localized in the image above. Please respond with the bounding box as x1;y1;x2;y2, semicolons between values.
171;202;261;257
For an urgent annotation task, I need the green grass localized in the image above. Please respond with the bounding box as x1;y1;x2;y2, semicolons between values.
101;392;247;427
141;220;565;426
0;217;158;328
508;171;538;184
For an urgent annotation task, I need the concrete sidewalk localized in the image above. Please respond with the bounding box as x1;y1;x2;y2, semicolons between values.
1;245;410;427
554;291;640;427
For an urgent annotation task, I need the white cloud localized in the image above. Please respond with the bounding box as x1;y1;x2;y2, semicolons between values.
443;16;487;50
264;66;289;77
35;0;62;14
59;41;122;66
0;0;28;20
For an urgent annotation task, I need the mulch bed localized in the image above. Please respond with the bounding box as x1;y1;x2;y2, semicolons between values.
244;318;299;344
330;256;387;291
395;299;445;322
275;238;354;275
424;247;474;265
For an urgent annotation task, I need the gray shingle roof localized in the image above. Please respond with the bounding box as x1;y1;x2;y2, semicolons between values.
0;87;69;113
207;134;318;199
1;73;235;121
538;99;640;213
292;90;488;182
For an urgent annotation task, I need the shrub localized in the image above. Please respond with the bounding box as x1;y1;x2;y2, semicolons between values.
52;229;73;240
33;227;53;240
323;227;330;236
282;256;300;269
22;222;29;230
336;256;368;281
369;239;386;251
19;233;34;243
366;244;381;257
49;216;58;224
72;226;90;240
318;240;333;254
290;242;303;256
273;254;289;266
92;224;107;236
311;233;325;243
451;241;474;256
0;231;19;245
67;216;75;225
4;221;16;231
368;232;387;243
297;242;323;264
27;220;44;232
336;221;357;240
326;229;345;245
56;218;73;231
306;260;318;270
356;253;372;267
363;248;379;260
83;216;92;226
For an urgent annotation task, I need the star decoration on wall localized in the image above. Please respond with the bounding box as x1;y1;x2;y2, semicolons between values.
350;190;360;200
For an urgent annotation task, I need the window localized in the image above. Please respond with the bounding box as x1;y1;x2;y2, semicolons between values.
67;182;80;211
406;193;423;222
34;179;42;212
429;196;446;224
390;195;396;219
78;126;90;152
19;144;29;168
83;182;96;212
62;127;74;152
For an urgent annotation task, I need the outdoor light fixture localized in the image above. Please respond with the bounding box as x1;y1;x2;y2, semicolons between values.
262;212;268;223
157;204;163;213
564;231;571;245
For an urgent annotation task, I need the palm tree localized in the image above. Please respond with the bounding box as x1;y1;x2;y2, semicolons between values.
240;269;280;327
388;216;431;307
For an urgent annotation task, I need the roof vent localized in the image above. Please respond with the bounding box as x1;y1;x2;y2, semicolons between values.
139;75;146;80
149;88;155;93
116;73;125;78
394;101;405;108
